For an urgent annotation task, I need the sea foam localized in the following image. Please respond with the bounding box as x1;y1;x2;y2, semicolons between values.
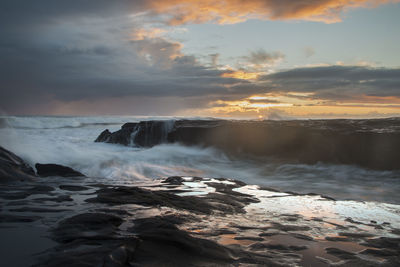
0;116;399;204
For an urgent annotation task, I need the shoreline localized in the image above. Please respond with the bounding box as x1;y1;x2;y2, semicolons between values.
1;146;399;266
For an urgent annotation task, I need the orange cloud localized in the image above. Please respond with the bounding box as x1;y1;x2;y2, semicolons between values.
201;91;400;119
131;28;167;41
210;99;293;115
146;0;399;25
221;70;260;80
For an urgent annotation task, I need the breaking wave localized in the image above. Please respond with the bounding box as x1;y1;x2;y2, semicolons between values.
0;116;399;204
0;115;215;129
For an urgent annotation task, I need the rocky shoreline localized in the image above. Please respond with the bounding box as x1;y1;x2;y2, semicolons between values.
95;119;400;170
1;146;400;266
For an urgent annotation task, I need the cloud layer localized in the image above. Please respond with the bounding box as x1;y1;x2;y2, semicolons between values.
262;65;400;101
0;0;399;116
148;0;399;24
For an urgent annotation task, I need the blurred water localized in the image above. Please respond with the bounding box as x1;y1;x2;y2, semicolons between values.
0;115;399;204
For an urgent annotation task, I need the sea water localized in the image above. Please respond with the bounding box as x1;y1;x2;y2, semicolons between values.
0;115;399;204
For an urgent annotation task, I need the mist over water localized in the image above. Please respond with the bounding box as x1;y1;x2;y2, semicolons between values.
0;116;399;204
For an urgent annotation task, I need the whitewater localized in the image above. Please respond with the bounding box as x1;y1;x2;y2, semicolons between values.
0;115;399;204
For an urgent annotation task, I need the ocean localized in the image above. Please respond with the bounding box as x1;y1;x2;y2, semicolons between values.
1;115;399;204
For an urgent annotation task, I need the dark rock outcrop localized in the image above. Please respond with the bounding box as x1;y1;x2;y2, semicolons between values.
128;216;237;266
161;176;185;185
95;118;400;170
3;176;398;267
59;184;90;191
43;213;259;267
0;214;41;223
35;163;85;177
94;120;175;146
94;129;111;142
0;146;35;182
86;185;246;215
53;213;123;243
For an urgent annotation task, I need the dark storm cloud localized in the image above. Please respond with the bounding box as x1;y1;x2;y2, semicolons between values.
260;65;400;101
1;1;399;115
0;0;142;26
0;1;254;114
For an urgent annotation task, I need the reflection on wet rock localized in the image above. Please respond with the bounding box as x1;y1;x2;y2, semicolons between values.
0;175;399;266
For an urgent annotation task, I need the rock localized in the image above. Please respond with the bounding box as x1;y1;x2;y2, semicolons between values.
0;185;54;200
33;246;120;267
95;121;175;147
360;237;400;249
59;185;90;191
333;258;393;267
5;200;29;206
34;195;73;202
0;214;41;223
17;175;399;267
0;191;32;200
43;213;282;267
338;232;374;238
325;236;352;242
35;163;85;177
103;244;138;266
0;146;35;182
360;248;399;257
271;222;311;232
53;213;123;243
195;228;236;236
162;176;185;185
325;247;357;259
234;236;264;241
29;185;55;193
94;129;111;142
87;178;259;215
292;233;314;241
250;242;306;251
131;120;174;147
9;207;70;213
130;215;191;232
129;216;236;266
121;122;137;129
95;209;131;216
320;195;336;201
95;119;400;170
259;232;280;237
60;213;123;229
311;217;324;222
392;229;400;235
86;186;217;214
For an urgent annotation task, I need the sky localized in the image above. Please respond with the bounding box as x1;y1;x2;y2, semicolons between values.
1;0;400;119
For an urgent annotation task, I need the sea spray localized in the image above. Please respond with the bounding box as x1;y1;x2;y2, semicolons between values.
0;116;399;203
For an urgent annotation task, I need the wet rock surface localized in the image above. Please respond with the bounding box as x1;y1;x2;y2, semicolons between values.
35;163;85;177
0;146;36;182
94;129;112;143
59;184;90;191
0;175;399;266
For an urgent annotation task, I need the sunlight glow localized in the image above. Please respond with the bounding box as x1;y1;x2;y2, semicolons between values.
221;70;260;80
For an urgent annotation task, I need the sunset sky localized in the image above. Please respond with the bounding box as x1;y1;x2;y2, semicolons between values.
1;0;400;118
